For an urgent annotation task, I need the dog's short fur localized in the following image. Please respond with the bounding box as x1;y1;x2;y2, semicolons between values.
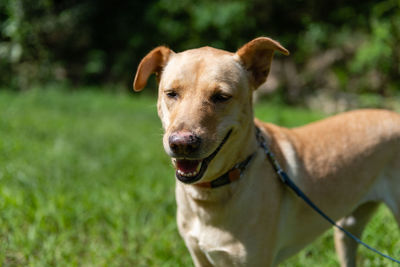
133;37;400;266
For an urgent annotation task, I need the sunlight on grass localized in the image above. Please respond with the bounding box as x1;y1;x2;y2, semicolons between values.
0;89;398;266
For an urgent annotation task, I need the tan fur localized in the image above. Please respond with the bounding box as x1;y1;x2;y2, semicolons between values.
134;37;400;266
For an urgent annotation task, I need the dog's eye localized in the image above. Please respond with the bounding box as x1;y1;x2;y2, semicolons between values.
211;93;232;103
166;91;178;99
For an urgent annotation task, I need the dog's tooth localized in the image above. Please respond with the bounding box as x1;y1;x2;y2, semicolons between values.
177;169;201;178
196;162;202;173
178;169;191;177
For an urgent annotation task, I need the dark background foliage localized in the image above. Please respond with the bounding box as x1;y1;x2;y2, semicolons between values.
1;0;399;107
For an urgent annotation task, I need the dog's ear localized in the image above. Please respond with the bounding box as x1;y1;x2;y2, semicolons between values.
133;46;174;91
235;37;289;89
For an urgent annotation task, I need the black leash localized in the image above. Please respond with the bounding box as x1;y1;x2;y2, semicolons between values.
255;127;400;264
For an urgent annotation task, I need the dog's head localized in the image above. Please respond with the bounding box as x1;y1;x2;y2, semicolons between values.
134;37;288;184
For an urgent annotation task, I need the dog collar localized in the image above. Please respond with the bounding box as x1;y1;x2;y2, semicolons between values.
195;152;256;188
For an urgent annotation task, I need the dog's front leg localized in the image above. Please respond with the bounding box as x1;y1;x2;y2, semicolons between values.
183;236;248;267
184;238;213;267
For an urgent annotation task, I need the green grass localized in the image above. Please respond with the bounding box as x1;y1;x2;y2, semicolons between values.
0;88;398;266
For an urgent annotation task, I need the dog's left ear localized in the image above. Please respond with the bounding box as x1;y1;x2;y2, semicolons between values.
235;37;289;89
133;46;174;91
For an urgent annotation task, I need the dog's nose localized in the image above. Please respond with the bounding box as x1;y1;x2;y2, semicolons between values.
169;131;201;155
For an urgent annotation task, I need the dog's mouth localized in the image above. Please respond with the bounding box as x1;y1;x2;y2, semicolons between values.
172;129;232;184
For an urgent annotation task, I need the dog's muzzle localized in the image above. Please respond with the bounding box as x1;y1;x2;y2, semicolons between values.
171;129;232;184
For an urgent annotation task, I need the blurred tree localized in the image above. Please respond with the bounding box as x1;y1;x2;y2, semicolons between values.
0;0;158;89
0;0;399;105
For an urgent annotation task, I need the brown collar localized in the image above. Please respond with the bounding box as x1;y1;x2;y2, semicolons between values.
195;148;256;188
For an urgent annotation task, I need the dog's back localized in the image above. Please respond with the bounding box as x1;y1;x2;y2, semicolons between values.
291;109;400;184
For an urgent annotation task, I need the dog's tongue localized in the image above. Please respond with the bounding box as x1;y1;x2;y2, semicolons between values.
175;159;202;177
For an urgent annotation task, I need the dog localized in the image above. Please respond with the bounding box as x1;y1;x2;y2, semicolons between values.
133;37;400;266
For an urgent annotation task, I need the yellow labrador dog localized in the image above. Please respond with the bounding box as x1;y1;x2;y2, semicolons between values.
133;37;400;266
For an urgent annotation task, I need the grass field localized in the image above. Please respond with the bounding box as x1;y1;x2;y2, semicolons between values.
0;88;399;266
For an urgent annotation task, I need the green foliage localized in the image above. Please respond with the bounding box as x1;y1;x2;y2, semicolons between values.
0;0;158;89
146;0;251;51
0;89;399;265
352;4;400;71
345;0;400;94
0;0;399;101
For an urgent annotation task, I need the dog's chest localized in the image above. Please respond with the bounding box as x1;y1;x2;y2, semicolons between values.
185;216;246;265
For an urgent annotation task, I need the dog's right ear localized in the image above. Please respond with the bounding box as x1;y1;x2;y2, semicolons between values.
133;46;174;91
